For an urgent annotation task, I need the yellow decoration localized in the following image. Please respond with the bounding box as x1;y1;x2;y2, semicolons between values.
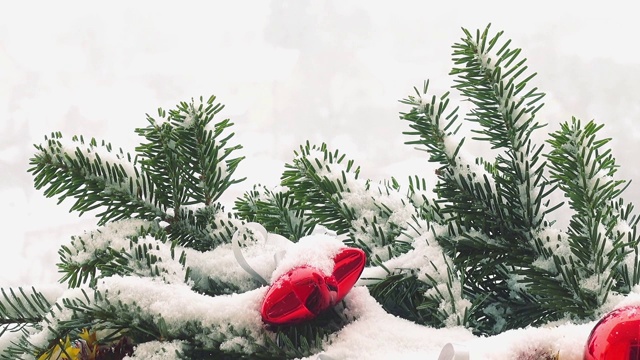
37;335;80;360
78;329;98;360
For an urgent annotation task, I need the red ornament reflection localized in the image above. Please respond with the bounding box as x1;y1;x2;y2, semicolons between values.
584;305;640;360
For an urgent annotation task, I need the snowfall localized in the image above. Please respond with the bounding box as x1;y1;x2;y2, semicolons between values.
3;1;640;359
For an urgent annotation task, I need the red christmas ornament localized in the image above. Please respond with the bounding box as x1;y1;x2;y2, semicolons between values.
584;305;640;359
261;247;366;325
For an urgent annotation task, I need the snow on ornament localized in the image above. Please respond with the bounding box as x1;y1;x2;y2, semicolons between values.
584;305;640;359
231;222;366;326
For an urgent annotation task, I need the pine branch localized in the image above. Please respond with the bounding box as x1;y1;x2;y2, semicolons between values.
234;185;316;241
451;24;551;235
400;81;503;237
281;142;358;237
400;25;567;333
0;287;58;334
545;117;640;316
56;217;259;297
167;203;241;251
6;278;349;360
281;142;415;261
29;133;163;225
30;95;244;247
56;219;190;288
135;95;245;213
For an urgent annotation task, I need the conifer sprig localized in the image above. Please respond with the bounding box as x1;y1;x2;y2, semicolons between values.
544;118;640;315
135;96;245;210
29;133;162;224
280;142;415;261
234;185;315;241
401;24;562;332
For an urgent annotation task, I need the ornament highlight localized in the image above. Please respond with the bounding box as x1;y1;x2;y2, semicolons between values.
584;305;640;360
261;247;366;325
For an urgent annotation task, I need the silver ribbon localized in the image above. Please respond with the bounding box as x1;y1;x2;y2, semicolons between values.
438;343;469;360
231;222;269;286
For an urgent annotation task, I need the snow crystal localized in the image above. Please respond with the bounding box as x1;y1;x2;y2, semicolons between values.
299;285;609;359
219;336;252;353
358;224;451;285
535;227;572;260
579;271;609;294
124;340;184;360
216;159;228;181
477;47;494;72
615;219;632;236
468;322;594;360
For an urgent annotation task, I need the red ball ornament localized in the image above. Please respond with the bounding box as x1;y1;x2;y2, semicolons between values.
261;247;366;325
584;305;640;359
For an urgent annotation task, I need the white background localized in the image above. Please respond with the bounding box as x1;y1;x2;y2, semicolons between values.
2;1;640;286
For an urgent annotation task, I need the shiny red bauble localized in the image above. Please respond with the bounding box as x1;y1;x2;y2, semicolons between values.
261;247;366;325
584;305;640;359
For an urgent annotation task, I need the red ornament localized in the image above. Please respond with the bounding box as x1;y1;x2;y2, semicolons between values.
261;247;366;325
584;305;640;359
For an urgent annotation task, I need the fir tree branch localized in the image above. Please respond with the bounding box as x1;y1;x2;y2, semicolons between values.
0;287;58;334
135;95;245;217
545;117;639;315
451;23;550;235
234;185;316;241
400;82;504;238
29;133;163;225
281;142;415;261
400;26;565;332
7;278;348;360
167;204;241;251
57;219;189;288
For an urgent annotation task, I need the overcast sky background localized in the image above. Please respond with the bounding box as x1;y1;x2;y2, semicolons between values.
2;1;640;287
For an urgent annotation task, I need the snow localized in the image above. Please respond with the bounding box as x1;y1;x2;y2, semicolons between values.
270;234;344;281
123;340;184;360
98;276;267;343
300;286;610;360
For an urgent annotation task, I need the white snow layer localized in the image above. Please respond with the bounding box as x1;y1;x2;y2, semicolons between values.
305;286;602;360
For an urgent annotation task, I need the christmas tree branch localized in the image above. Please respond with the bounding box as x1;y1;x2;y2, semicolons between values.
282;142;416;261
135;96;244;215
29;133;163;225
57;219;189;289
0;287;60;338
451;24;549;238
234;185;316;241
545;118;640;316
